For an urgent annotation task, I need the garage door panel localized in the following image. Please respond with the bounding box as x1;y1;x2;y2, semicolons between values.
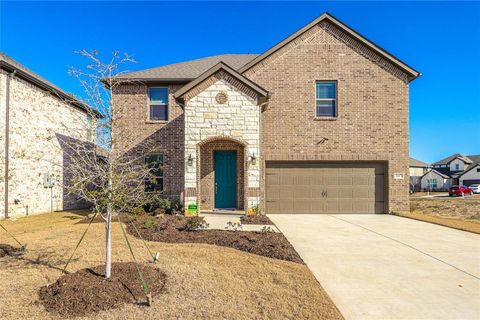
338;176;353;186
266;174;280;186
266;186;280;200
311;175;325;186
293;186;311;198
293;200;311;212
266;162;386;214
294;175;311;186
325;175;338;185
338;188;353;199
355;201;372;213
326;201;339;212
280;188;292;199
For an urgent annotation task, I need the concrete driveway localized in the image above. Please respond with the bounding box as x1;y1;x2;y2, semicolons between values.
269;214;480;320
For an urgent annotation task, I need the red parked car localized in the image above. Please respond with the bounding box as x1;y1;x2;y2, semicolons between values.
449;185;473;197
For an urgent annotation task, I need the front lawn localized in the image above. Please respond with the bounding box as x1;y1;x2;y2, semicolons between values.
397;195;480;234
0;211;343;319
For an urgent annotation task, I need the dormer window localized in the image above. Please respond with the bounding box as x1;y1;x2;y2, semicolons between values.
455;163;460;171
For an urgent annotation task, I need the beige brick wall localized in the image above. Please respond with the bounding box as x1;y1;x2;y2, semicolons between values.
243;20;410;213
0;70;91;218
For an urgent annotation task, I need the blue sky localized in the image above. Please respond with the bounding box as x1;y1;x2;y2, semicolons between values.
1;1;479;163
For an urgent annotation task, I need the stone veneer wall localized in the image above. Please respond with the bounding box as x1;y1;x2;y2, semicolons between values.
0;70;91;218
184;72;260;210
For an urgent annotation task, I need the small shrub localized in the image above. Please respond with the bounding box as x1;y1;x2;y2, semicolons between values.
131;207;145;216
172;199;184;213
144;217;158;229
225;221;243;231
175;216;209;231
153;208;166;216
260;226;275;233
144;194;172;213
127;207;145;222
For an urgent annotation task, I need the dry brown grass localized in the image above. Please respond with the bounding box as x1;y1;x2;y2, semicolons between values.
0;211;343;320
403;195;480;234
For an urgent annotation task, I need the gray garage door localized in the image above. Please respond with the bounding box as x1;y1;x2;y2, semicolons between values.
463;179;480;186
266;162;386;214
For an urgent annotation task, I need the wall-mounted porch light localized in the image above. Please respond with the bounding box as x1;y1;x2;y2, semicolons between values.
187;154;194;166
249;152;257;165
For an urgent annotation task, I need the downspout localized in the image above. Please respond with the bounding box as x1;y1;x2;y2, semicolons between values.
4;70;15;219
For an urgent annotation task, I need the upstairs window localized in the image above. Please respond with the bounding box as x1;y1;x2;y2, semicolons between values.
316;81;337;117
149;87;168;121
145;154;164;192
454;163;460;171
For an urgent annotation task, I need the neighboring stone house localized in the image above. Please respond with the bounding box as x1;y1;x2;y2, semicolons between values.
409;157;429;191
0;53;96;219
113;13;420;214
420;153;480;190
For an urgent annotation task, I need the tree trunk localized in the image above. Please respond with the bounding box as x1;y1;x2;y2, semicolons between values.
105;204;112;279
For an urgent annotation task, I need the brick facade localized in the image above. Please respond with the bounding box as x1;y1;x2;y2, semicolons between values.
242;20;410;213
112;18;413;213
112;84;185;201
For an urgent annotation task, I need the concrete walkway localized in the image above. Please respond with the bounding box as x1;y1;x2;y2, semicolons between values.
200;213;279;232
269;214;480;320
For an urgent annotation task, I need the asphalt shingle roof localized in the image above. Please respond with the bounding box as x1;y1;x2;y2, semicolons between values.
432;153;473;165
117;54;258;80
0;52;98;116
410;157;429;167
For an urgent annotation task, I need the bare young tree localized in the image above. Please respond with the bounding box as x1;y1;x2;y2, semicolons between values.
55;50;161;279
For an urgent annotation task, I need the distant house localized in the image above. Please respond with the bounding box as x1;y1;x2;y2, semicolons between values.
409;157;429;191
0;52;98;219
420;169;451;191
420;154;480;191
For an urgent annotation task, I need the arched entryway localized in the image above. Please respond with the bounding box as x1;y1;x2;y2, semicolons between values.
197;136;246;211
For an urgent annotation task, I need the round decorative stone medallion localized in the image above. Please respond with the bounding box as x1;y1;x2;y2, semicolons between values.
215;91;228;104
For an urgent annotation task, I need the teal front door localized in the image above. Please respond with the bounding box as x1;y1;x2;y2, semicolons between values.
214;151;237;208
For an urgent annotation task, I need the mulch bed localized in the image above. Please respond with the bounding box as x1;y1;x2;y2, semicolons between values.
39;262;167;317
240;215;274;225
128;215;303;264
0;244;24;257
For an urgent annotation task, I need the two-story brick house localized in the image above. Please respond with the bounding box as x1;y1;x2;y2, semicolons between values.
112;13;420;214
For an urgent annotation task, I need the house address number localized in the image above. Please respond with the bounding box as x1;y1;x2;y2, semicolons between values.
393;172;404;180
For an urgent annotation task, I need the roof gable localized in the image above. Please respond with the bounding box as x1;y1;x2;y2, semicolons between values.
422;169;450;180
458;163;480;177
238;12;420;82
433;153;473;165
173;62;269;102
